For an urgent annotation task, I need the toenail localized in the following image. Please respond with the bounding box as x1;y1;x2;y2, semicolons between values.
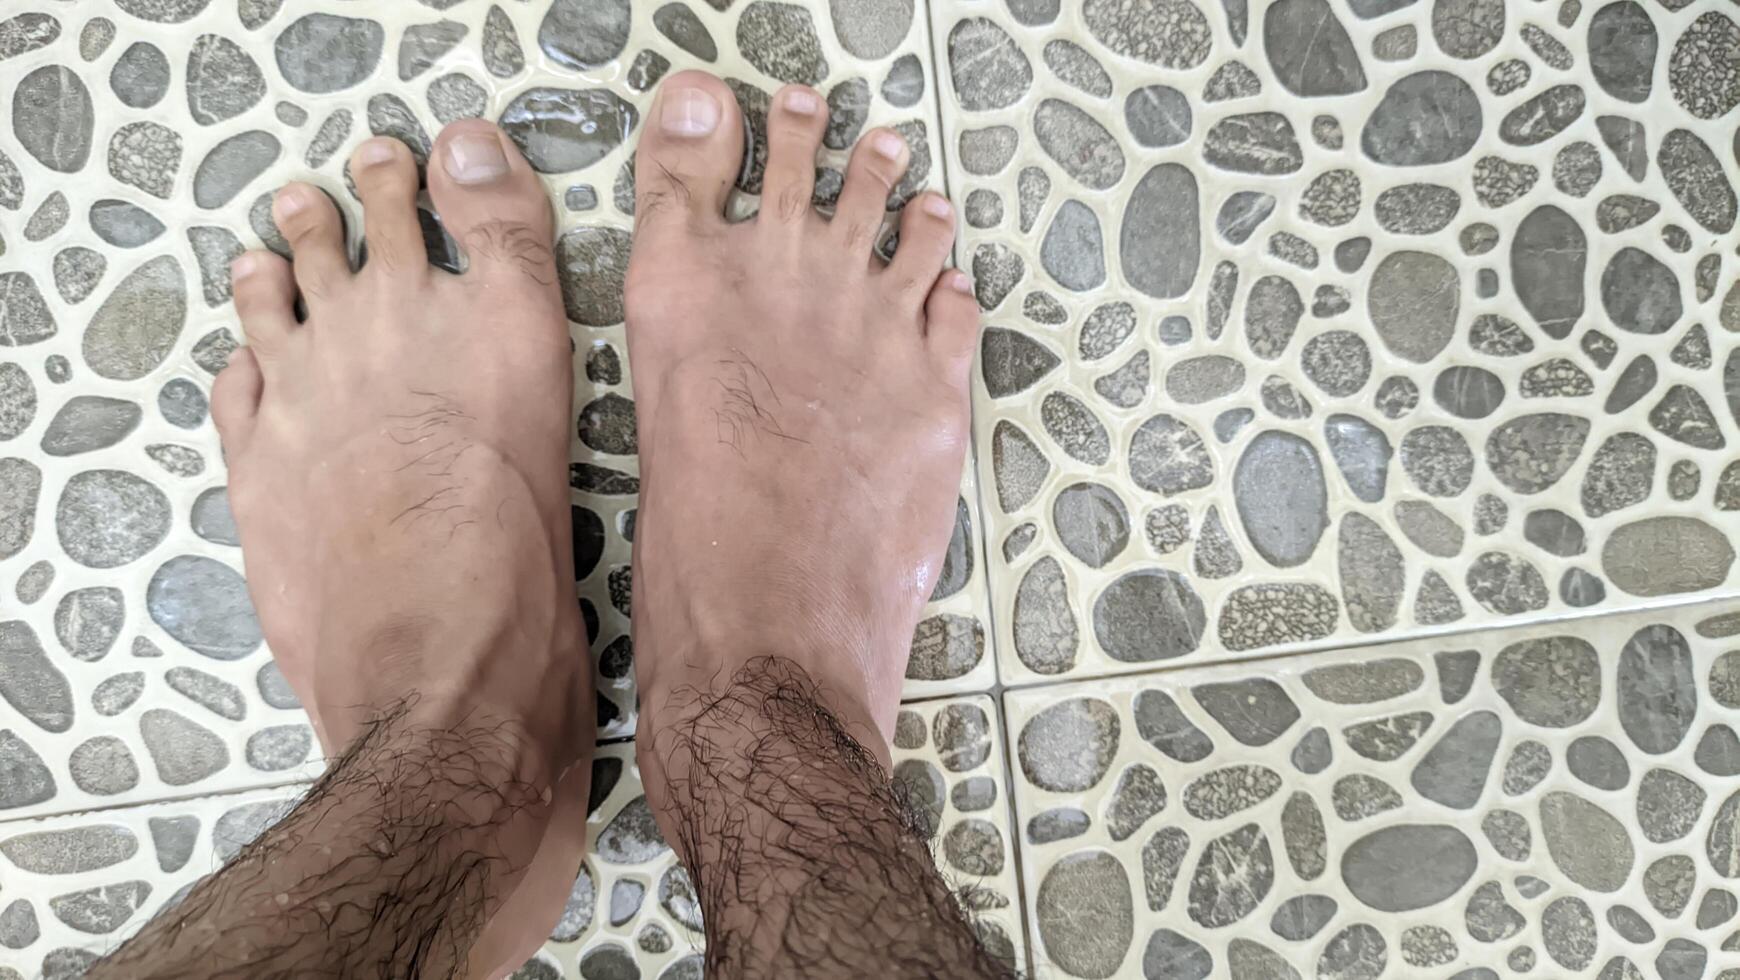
783;89;820;115
444;131;510;185
871;131;905;160
947;270;974;295
230;253;260;281
922;195;952;220
275;185;311;218
661;86;721;136
356;139;399;167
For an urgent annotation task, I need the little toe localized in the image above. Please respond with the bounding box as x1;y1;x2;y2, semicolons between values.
273;182;351;305
231;250;299;356
883;192;956;299
632;70;744;235
834;127;907;253
427;120;557;285
758;86;828;226
210;346;263;450
923;269;981;377
349;138;426;278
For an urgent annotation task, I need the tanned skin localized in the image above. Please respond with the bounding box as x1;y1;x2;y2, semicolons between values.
91;69;1007;980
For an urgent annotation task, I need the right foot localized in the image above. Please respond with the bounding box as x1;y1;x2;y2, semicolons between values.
622;71;980;762
213;124;593;977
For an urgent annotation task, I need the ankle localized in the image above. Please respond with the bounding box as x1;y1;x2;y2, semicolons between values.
638;655;890;772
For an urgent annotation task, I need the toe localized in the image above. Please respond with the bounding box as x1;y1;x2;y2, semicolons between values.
349;138;427;278
231;250;299;355
210;346;263;449
632;70;744;236
883;192;956;298
924;269;980;378
758;86;828;227
427;120;558;284
273;182;351;305
834;127;908;254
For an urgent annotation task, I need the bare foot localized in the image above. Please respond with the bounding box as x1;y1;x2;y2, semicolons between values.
622;71;980;761
212;124;592;976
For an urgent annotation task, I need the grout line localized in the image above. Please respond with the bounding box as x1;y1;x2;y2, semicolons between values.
0;775;317;829
994;587;1740;696
911;8;1036;973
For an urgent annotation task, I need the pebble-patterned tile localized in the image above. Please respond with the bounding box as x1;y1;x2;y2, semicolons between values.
932;0;1740;684
0;0;989;822
530;704;1027;979
0;784;309;979
0;717;1024;980
1004;598;1740;979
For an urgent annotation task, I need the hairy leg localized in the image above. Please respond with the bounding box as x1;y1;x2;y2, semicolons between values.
623;71;1005;978
89;124;591;978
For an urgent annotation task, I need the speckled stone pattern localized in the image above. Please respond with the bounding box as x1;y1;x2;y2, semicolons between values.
947;0;1740;683
1005;604;1740;980
4;0;1740;977
0;0;986;819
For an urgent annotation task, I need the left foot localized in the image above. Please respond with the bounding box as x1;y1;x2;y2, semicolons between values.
212;125;592;976
622;73;981;764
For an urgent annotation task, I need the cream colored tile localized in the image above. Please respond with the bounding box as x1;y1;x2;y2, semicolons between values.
1003;599;1740;979
927;0;1740;685
0;0;989;824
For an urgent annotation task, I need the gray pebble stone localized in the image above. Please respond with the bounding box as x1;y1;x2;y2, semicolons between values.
14;67;92;174
1667;11;1740;120
1375;183;1459;234
1122;164;1200;299
1203;113;1302;175
187;33;265;125
1027;808;1090;844
91;672;144;717
425;74;486;126
107;121;181;200
0;621;73;733
1019;697;1118;791
275;13;385;93
947;18;1030;111
165;666;244;720
880;53;924;107
1265;0;1366;96
736;2;827;85
52;247;105;304
56;470;170;569
1093;568;1206;663
1567;734;1630;789
1361;71;1481;165
1540;790;1635;892
1034;99;1124;190
48;881;150;935
1189;823;1274;927
246;726;311;771
1082;0;1211;69
193;130;280;209
1125;85;1191;147
12;560;51;604
1602;516;1733;596
1597;114;1649;181
139;708;228;786
1037;851;1133;977
54;587;123;662
69;736;139;795
1134;686;1214;761
147;555;262;659
1660;128;1736;234
1039;39;1109;102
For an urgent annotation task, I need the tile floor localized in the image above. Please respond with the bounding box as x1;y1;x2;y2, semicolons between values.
0;0;1737;977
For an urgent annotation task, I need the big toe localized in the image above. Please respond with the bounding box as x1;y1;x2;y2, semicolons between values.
632;70;744;236
427;119;557;284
